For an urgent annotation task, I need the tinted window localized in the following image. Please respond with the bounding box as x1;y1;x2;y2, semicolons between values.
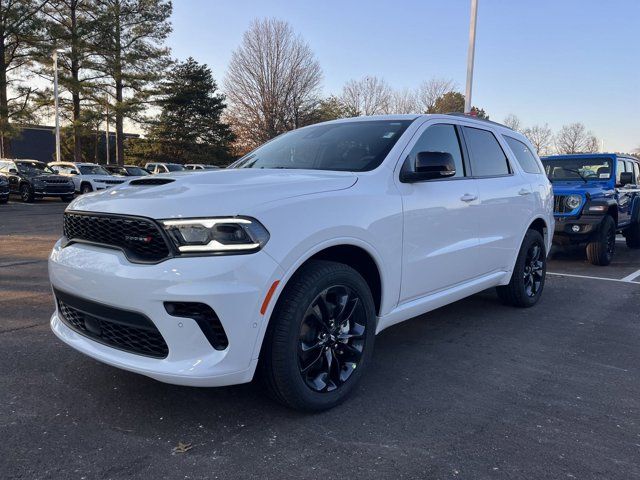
504;136;541;174
463;127;511;177
232;120;413;172
407;124;465;178
79;165;109;175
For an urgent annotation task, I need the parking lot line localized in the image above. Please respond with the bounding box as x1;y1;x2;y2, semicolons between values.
620;268;640;282
547;271;640;284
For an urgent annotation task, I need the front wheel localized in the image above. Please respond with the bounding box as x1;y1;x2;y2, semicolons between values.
20;183;34;203
497;229;547;308
260;260;376;411
80;183;93;195
586;215;616;265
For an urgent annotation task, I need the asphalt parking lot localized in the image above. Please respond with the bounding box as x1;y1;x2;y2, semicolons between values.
1;199;640;480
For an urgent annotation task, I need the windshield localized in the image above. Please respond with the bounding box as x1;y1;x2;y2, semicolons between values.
166;164;186;172
79;165;110;175
17;161;55;175
542;157;613;181
125;166;150;176
231;120;413;172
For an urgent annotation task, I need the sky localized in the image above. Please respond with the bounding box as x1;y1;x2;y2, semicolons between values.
169;0;640;153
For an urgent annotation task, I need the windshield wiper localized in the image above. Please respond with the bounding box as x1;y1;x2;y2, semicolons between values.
558;167;588;183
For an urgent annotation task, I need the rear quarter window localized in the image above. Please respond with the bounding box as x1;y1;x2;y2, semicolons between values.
504;136;541;174
463;127;511;177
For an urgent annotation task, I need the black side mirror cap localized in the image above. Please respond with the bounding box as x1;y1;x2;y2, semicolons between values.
401;151;456;183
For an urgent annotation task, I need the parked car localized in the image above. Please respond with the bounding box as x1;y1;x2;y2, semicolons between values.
145;162;187;174
104;164;151;177
0;159;75;202
542;154;640;265
49;162;126;194
49;114;553;411
185;164;220;170
0;172;9;203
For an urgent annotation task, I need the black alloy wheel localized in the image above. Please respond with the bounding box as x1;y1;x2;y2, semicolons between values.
523;243;544;298
20;183;34;203
298;285;366;393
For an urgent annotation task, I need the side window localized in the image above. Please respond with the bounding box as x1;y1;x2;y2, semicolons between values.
616;160;626;184
0;161;8;172
633;162;640;184
463;127;511;177
504;136;541;174
407;124;465;178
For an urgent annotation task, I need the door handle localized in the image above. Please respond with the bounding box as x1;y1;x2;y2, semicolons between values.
518;189;531;196
460;193;478;202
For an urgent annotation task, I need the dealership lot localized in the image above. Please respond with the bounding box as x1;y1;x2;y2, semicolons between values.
1;200;639;479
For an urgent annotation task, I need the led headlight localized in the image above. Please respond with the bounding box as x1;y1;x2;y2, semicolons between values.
162;217;269;254
565;194;582;210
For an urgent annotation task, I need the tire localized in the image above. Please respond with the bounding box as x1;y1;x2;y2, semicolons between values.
60;194;75;202
496;229;547;308
624;222;640;249
586;215;616;266
20;183;34;203
80;183;93;194
260;260;376;412
0;196;7;204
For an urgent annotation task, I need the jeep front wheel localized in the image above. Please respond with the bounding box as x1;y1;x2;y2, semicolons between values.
586;215;616;265
260;260;376;411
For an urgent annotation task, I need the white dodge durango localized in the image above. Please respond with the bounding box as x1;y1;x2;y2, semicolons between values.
49;114;554;411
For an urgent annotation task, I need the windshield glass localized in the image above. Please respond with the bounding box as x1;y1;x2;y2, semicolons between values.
79;165;110;175
17;161;55;175
125;166;150;176
542;157;613;181
231;120;413;172
166;164;186;172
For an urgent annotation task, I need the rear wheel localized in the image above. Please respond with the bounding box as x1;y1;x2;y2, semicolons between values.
624;221;640;249
586;215;616;265
497;229;546;308
20;183;34;203
260;260;376;411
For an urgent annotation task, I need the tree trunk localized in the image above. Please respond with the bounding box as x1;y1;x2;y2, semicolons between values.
114;1;124;165
70;3;82;162
0;36;12;158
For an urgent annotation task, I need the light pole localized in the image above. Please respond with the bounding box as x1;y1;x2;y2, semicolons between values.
105;93;110;164
53;49;62;163
464;0;479;114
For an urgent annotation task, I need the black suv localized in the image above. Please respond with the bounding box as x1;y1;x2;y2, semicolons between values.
0;159;75;202
0;173;8;203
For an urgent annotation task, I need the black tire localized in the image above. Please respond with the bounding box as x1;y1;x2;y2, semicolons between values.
0;196;7;204
496;229;547;308
60;194;75;202
586;215;616;266
80;183;93;194
260;260;376;412
624;221;640;249
20;183;34;203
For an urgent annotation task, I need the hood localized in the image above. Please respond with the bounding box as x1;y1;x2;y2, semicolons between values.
68;168;358;218
551;181;614;198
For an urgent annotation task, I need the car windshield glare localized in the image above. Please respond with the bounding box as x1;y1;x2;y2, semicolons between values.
79;165;110;175
231;120;413;172
17;161;54;175
543;158;613;181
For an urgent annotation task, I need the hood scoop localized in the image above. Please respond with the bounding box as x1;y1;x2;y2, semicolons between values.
129;178;175;186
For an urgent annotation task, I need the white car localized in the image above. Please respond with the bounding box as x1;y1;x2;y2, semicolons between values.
185;163;220;170
49;115;554;411
145;162;187;174
49;162;126;194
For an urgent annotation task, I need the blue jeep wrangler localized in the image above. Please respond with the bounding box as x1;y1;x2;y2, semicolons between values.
541;154;640;266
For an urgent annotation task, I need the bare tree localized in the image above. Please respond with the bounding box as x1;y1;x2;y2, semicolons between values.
388;87;419;114
523;124;554;155
503;114;522;132
224;18;322;151
418;77;456;113
340;76;391;116
555;122;599;154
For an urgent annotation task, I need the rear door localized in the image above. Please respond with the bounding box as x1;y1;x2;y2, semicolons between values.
461;126;534;274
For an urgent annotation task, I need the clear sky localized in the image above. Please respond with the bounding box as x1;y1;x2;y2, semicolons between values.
169;0;639;153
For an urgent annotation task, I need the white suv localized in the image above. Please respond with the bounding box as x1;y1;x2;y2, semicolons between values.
49;162;126;194
49;115;554;411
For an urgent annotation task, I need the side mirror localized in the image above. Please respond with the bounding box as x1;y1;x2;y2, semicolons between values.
9;168;17;174
619;172;633;187
51;168;59;173
402;151;456;182
69;170;78;175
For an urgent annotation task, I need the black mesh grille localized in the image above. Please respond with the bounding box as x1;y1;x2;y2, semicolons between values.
56;290;168;358
44;178;69;184
103;179;125;185
63;212;172;262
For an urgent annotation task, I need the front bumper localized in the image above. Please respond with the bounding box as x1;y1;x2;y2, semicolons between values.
34;185;75;197
49;239;283;386
552;214;603;244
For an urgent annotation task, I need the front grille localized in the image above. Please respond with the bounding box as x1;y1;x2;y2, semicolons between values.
554;195;572;214
55;289;168;358
63;212;172;263
104;179;125;185
39;184;73;193
44;178;69;184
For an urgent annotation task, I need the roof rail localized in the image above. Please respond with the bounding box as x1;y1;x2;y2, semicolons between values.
444;112;513;131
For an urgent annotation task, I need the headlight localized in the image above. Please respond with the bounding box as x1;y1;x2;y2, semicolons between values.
162;217;269;254
565;194;582;210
